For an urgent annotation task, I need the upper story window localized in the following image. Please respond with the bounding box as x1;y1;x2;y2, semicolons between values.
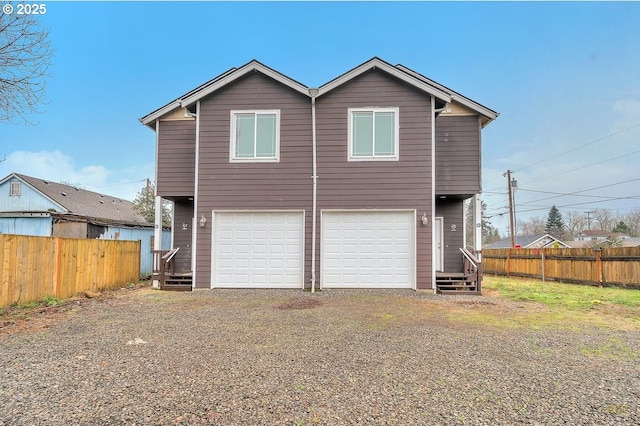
348;107;399;161
230;110;280;162
10;181;20;196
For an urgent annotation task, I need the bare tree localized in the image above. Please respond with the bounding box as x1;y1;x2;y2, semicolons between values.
564;211;588;239
518;216;546;236
622;209;640;237
592;208;615;231
0;4;54;123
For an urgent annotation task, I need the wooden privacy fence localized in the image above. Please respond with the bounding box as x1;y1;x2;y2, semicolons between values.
0;234;140;308
482;247;640;288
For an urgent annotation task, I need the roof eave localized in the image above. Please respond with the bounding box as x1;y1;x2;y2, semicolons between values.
396;64;499;126
139;100;182;128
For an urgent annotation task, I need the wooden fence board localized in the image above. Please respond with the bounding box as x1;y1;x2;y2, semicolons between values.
0;235;140;308
483;247;640;288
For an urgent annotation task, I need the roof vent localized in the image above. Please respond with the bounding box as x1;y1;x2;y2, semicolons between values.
43;180;49;184
61;192;67;196
100;200;104;204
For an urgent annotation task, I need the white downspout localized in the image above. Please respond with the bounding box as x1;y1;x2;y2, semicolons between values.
309;88;319;293
191;101;200;289
431;97;437;293
153;119;162;289
474;193;482;258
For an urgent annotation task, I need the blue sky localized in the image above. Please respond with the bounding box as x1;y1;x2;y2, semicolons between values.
1;1;639;235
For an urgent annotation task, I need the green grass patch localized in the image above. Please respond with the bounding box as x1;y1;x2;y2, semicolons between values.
580;338;639;361
438;276;640;331
484;276;640;311
1;295;66;324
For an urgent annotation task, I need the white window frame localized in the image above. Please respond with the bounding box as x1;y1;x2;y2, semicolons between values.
230;110;280;162
348;107;400;161
10;181;20;197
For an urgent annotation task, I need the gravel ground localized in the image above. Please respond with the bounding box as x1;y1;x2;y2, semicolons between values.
1;287;639;425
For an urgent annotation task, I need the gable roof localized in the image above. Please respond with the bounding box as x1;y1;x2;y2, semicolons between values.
485;233;570;249
140;60;309;128
141;57;498;128
316;57;452;103
1;173;148;225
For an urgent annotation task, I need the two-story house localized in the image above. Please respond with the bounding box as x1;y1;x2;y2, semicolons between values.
140;58;498;293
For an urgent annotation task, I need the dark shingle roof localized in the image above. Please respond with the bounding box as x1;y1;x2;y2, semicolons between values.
15;173;149;225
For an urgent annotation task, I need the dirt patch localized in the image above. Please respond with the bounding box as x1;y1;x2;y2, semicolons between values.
275;298;323;310
0;282;150;338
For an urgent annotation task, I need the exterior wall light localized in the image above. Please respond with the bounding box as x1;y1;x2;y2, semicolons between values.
421;212;428;226
199;214;207;228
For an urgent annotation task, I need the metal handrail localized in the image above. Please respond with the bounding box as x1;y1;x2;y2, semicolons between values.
460;247;483;294
159;247;180;287
162;247;180;262
460;247;479;267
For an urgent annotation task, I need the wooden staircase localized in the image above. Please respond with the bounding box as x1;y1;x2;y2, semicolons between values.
436;272;479;294
436;248;483;295
152;248;193;291
162;272;193;291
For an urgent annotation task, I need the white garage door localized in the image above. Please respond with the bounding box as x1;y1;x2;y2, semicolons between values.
213;211;304;288
322;211;415;288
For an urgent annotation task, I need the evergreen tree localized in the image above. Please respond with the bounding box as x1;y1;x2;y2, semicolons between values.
465;199;501;246
545;205;566;239
612;221;631;235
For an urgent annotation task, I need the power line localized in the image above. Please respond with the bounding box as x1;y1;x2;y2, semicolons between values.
514;121;640;174
518;177;640;206
517;148;640;187
483;121;640;192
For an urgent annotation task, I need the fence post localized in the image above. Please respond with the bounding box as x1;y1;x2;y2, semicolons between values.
541;251;545;282
54;237;62;298
506;249;511;277
594;248;603;287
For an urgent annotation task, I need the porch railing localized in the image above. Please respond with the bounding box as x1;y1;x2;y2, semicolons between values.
152;248;179;287
460;247;483;294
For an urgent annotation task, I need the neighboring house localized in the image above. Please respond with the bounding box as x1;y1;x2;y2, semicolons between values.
140;57;498;292
570;235;639;249
0;172;171;277
575;230;630;242
485;233;571;249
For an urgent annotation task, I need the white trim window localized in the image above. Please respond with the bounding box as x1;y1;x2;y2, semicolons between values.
10;181;20;196
230;110;280;162
348;107;399;161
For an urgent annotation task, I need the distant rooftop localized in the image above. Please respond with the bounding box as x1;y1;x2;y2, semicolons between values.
9;173;149;225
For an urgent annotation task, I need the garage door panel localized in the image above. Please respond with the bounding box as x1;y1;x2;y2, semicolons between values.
322;211;414;289
213;212;304;288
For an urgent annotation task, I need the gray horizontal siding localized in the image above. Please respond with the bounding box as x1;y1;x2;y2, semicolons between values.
157;120;196;197
194;72;313;288
315;69;433;289
435;115;482;196
435;199;465;273
173;200;193;273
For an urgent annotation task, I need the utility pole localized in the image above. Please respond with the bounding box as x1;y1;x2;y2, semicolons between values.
504;170;515;247
585;211;594;231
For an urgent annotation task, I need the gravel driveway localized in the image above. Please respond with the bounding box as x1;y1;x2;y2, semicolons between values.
1;287;639;425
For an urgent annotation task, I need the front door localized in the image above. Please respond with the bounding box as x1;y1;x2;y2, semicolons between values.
434;217;444;271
